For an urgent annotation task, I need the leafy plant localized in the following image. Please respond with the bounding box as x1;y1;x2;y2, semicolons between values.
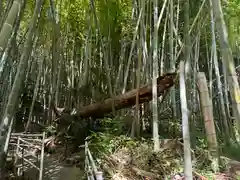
44;125;56;136
87;132;137;158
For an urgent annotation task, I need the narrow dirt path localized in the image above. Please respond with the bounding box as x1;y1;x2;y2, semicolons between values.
24;154;85;180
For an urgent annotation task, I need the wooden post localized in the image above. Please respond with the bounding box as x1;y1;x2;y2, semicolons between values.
15;136;20;175
85;141;94;180
39;132;45;180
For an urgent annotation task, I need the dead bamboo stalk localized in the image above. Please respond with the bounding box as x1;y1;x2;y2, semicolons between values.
197;72;219;172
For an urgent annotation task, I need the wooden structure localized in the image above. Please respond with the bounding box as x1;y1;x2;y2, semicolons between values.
7;133;45;180
85;141;103;180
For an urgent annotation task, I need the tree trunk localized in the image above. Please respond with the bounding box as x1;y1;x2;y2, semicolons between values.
65;73;176;119
209;0;229;139
210;0;240;141
0;0;22;57
180;61;193;180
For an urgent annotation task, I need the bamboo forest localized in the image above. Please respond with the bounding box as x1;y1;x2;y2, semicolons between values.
1;0;240;179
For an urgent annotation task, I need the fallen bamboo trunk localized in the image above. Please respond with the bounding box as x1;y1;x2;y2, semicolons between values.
72;73;176;118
